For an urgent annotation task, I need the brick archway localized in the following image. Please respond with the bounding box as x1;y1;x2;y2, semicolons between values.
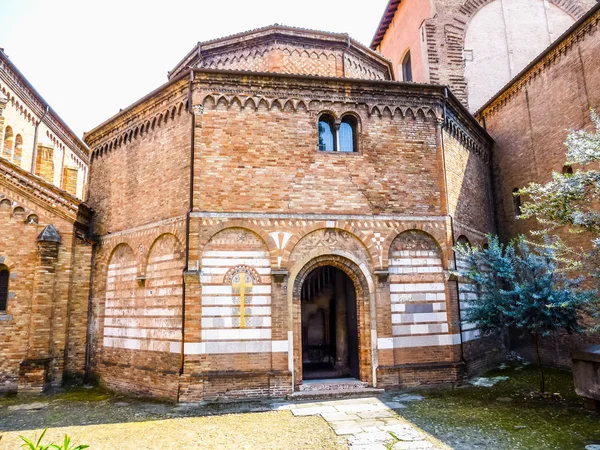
288;251;376;389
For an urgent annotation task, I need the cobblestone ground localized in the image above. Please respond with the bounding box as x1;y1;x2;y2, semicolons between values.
0;391;446;450
0;394;345;450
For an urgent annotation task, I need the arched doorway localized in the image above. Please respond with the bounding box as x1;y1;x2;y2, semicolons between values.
300;265;359;380
290;252;375;388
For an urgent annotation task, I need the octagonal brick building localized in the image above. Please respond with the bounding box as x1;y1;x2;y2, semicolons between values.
84;25;496;402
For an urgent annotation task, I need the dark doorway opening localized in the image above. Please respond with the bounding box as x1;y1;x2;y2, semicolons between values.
301;265;359;380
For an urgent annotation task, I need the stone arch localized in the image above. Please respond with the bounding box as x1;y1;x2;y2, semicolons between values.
101;243;137;350
142;232;185;276
0;254;16;271
199;222;277;263
142;233;184;351
283;226;372;270
380;223;447;269
288;250;376;387
388;229;444;275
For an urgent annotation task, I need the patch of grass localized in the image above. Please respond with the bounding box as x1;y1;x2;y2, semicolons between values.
400;364;600;449
54;386;112;403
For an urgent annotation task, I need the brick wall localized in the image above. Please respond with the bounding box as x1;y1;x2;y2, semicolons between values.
0;157;91;393
85;65;495;400
477;6;600;368
62;167;78;196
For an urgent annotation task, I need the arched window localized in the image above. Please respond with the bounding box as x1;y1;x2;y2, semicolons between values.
2;126;14;160
13;134;23;166
318;114;335;152
0;265;9;312
339;116;357;152
513;188;522;217
401;51;412;82
562;165;573;175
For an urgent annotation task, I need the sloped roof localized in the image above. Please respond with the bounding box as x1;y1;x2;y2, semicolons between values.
168;23;393;80
370;0;403;49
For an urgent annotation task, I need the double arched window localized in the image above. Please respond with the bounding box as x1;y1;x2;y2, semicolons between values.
0;265;9;312
318;114;358;153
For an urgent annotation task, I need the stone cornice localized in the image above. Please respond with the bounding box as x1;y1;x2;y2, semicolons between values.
0;157;90;227
0;50;89;163
476;2;600;120
84;77;189;149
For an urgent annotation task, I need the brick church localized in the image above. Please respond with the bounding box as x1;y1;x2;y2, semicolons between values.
1;0;598;401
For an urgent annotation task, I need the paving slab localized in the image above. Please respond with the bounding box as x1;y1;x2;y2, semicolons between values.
321;412;361;421
291;405;338;416
356;410;396;419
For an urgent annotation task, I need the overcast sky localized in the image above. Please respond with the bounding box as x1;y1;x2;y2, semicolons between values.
0;0;389;137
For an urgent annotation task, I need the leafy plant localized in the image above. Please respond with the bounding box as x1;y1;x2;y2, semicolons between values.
519;109;600;246
19;428;89;450
455;235;598;392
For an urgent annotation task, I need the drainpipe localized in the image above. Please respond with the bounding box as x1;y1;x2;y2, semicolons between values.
440;88;466;366
31;106;49;174
84;241;97;384
179;70;195;385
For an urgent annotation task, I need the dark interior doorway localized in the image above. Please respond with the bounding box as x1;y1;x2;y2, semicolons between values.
301;266;359;380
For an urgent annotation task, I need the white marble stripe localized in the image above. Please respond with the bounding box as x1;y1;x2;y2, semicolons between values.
104;317;181;327
104;308;181;316
462;329;481;341
391;312;448;324
391;293;446;303
390;283;445;293
391;250;440;257
390;267;443;274
389;258;443;266
202;317;271;328
392;323;449;335
201;328;271;340
201;306;271;316
203;251;269;257
201;295;271;306
386;334;461;348
201;285;271;295
201;258;271;267
104;327;181;340
103;336;141;350
201;267;271;275
184;340;288;354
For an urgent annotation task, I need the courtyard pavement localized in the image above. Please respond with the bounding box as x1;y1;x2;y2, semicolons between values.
273;396;448;450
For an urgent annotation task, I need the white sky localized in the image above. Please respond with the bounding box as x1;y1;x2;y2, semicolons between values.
0;0;389;138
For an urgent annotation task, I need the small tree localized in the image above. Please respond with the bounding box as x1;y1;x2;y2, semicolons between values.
455;235;597;392
519;109;600;247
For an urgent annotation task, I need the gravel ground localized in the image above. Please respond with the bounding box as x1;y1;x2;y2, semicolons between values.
0;393;345;450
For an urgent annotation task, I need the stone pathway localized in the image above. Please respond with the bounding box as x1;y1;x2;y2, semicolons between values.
272;396;448;450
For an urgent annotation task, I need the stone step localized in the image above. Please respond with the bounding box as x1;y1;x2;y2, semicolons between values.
288;387;385;401
299;379;369;392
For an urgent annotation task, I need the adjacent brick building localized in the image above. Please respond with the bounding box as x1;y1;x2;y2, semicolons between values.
0;90;92;393
83;26;498;401
476;2;600;368
371;0;596;111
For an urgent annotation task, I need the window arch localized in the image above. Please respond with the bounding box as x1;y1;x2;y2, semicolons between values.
513;188;522;217
318;114;335;151
562;165;573;175
2;126;14;159
13;134;23;166
401;51;412;82
339;115;357;152
317;113;359;153
0;265;9;312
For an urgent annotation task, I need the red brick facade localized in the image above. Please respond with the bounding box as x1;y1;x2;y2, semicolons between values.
477;4;600;368
82;27;498;401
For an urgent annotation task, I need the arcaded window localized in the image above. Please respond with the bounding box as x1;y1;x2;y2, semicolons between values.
2;126;13;159
402;51;412;82
513;188;522;217
0;265;9;312
562;165;573;175
318;114;336;152
339;116;357;152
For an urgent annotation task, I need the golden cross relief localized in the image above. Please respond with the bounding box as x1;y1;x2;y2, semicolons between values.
232;272;252;328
